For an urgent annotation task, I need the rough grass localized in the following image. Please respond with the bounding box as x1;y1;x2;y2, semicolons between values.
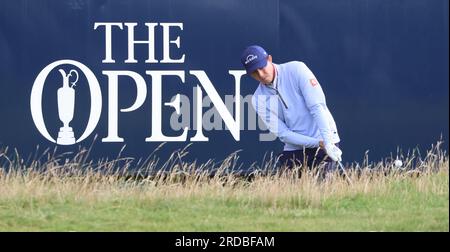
0;142;448;231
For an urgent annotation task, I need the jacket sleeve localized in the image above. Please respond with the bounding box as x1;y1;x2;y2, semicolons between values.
252;94;319;148
296;62;334;144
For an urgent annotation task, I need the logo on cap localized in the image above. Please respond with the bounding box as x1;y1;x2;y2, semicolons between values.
245;54;258;65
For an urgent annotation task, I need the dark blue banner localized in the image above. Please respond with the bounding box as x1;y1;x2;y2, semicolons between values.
0;0;448;169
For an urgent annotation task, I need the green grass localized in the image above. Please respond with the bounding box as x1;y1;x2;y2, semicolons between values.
0;173;447;231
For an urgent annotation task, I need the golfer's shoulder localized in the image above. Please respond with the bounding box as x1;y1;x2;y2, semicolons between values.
251;84;270;110
251;85;262;105
282;61;308;73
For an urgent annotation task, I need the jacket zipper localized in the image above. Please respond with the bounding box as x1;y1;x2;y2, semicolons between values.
267;86;289;109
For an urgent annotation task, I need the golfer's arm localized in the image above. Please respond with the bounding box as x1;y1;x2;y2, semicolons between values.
297;62;334;144
276;125;320;148
309;103;334;144
253;102;319;147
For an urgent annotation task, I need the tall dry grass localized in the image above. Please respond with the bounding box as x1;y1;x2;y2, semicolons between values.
0;141;448;208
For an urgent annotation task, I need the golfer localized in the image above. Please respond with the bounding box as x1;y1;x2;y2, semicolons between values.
242;45;342;171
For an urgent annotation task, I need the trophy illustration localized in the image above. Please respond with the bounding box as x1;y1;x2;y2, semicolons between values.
56;69;78;145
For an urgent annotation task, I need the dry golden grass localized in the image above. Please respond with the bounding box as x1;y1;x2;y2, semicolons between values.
0;141;447;209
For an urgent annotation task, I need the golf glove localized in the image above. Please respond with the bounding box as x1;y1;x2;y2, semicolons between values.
324;143;342;162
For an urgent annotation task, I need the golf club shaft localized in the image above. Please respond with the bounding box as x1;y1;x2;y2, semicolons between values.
337;161;353;184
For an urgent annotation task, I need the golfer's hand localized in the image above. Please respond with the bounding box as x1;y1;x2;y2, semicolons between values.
324;143;342;162
319;140;325;149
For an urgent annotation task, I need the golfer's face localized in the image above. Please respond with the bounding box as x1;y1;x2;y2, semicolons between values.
250;63;273;85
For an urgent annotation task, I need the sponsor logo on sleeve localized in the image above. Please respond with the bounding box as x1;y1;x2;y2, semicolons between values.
309;78;319;87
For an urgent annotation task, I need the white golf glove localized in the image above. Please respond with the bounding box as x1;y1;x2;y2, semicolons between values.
324;143;342;162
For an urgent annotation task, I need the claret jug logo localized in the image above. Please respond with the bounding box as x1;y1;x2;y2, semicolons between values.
30;22;277;145
30;60;102;145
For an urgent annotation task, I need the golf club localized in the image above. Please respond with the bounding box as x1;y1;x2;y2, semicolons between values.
337;161;353;185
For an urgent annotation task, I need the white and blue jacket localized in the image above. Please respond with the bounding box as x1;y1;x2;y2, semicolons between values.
251;61;340;151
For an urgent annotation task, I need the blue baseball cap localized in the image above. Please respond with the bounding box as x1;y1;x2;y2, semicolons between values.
241;45;268;74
